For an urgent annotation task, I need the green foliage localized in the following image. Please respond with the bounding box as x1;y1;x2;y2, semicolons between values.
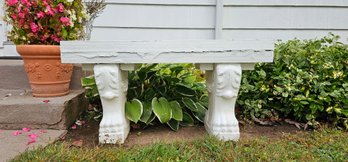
238;34;348;129
81;64;207;131
128;64;207;131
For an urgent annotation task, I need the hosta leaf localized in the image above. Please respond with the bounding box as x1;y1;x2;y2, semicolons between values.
144;88;156;101
169;101;183;121
147;114;157;124
200;95;209;108
167;120;180;131
125;99;143;123
152;97;172;124
193;102;207;123
182;97;198;112
140;102;152;123
176;83;196;97
180;111;195;126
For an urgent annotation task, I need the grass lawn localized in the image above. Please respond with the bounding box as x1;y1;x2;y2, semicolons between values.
12;129;347;161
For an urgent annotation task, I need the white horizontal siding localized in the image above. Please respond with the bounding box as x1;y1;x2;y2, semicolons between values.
223;7;348;29
91;0;348;42
222;30;348;42
224;0;348;7
94;4;215;28
104;0;216;6
91;28;214;40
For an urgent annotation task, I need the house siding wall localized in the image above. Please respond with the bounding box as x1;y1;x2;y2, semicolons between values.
89;0;348;42
0;0;5;48
1;0;348;56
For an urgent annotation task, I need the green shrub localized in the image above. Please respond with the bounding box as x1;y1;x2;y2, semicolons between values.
238;34;348;129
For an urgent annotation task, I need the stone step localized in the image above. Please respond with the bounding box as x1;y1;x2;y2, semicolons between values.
0;59;85;90
0;90;88;130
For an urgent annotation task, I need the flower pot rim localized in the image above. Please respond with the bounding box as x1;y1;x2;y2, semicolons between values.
16;44;61;57
16;44;60;47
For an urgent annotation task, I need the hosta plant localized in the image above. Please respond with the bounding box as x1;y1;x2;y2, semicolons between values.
82;64;208;131
4;0;87;45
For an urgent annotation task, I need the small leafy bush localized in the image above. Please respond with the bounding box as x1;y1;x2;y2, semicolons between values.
82;64;208;131
238;34;348;129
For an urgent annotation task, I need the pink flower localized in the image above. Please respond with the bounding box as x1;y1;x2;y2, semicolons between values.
45;5;55;15
17;5;21;12
53;8;58;13
11;14;17;19
12;130;22;136
26;138;36;145
60;17;71;26
40;35;49;42
37;11;45;18
28;133;39;139
43;0;48;6
22;127;31;132
20;0;30;7
43;99;50;103
58;3;64;12
51;35;61;43
19;12;25;19
30;23;38;33
19;19;25;27
71;124;77;129
7;0;18;6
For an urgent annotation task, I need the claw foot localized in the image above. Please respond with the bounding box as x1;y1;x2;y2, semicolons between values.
99;119;130;144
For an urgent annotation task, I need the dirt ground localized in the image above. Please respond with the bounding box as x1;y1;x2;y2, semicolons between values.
62;120;302;148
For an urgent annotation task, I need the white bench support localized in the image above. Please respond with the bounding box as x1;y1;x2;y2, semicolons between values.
94;64;130;143
205;64;241;140
61;40;274;144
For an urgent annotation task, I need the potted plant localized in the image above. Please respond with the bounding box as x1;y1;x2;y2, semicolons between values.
4;0;87;97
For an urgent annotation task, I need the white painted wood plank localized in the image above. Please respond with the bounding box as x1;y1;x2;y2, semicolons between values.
222;30;348;42
223;7;348;29
224;0;348;7
94;4;215;28
60;40;274;64
91;28;214;40
105;0;215;6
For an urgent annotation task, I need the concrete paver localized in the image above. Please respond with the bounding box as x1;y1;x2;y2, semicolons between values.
0;129;66;162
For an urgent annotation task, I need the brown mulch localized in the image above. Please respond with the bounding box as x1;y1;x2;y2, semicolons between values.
62;120;302;148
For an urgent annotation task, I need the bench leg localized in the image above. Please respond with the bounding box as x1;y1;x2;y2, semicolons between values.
204;64;241;141
94;64;130;144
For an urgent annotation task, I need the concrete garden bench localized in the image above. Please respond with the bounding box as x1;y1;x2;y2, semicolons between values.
60;40;274;144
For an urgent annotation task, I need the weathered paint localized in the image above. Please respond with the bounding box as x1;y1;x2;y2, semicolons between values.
60;40;274;64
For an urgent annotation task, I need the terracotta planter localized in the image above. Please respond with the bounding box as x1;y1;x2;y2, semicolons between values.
16;45;73;97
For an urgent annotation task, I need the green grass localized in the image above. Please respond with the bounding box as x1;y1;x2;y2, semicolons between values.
12;129;348;162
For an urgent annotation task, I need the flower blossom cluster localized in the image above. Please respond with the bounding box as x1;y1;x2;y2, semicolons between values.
4;0;87;45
